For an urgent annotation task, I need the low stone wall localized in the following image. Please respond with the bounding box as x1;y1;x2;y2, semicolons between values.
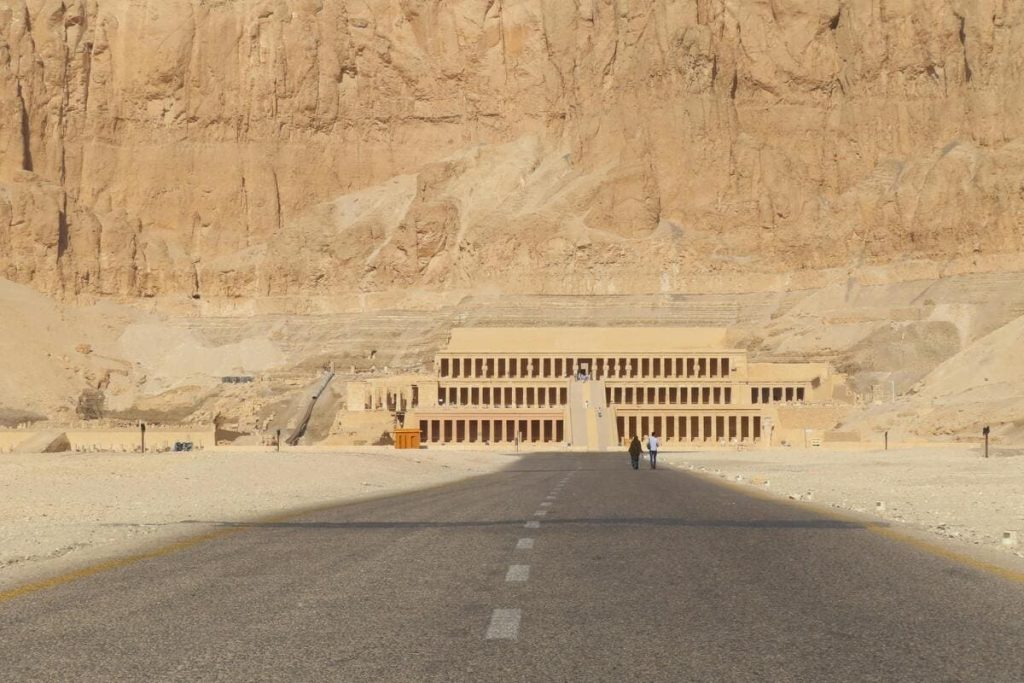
0;428;215;453
65;429;214;452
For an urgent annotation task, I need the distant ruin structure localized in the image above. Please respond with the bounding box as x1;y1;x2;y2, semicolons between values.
345;328;847;450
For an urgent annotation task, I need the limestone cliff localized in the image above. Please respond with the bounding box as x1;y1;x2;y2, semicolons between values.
1;0;1022;304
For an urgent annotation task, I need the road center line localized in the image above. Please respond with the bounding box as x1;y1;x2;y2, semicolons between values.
506;565;530;582
485;609;521;640
516;538;535;550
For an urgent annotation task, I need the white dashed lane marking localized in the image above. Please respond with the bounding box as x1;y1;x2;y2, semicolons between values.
525;521;540;529
506;565;530;582
534;510;548;516
540;502;552;507
486;609;522;640
516;538;535;550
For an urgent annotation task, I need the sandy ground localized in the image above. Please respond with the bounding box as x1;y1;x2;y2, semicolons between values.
662;446;1024;567
0;448;518;591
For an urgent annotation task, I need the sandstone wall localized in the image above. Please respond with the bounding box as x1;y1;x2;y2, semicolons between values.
1;0;1022;303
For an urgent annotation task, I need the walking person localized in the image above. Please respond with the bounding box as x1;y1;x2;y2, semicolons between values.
648;432;660;469
628;435;642;470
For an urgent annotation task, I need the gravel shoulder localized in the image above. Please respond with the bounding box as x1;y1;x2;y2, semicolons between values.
661;446;1024;571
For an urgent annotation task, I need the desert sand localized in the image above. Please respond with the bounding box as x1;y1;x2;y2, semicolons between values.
0;448;518;591
662;447;1024;567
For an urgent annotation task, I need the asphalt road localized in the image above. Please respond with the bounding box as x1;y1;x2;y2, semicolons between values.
2;453;1023;682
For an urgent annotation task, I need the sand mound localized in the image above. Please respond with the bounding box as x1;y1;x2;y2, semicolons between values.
843;314;1024;441
0;279;288;422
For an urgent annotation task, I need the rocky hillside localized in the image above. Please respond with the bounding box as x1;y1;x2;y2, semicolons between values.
1;0;1023;304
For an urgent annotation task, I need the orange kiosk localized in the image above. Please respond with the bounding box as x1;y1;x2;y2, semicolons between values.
393;428;422;449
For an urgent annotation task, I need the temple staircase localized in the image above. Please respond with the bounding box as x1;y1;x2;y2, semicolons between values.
567;379;617;451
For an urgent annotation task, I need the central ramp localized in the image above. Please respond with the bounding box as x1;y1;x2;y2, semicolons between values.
567;379;617;450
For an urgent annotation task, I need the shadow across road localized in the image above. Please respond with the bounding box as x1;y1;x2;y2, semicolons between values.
111;517;875;532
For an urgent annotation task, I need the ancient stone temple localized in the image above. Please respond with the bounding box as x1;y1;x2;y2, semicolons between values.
345;328;847;450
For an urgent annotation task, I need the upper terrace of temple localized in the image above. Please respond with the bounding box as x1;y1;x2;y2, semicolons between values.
443;327;730;352
436;327;744;380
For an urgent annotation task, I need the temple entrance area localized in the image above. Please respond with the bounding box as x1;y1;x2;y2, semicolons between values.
344;328;844;449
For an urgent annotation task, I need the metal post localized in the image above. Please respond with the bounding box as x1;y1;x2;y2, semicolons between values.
884;430;888;451
140;422;146;453
276;429;281;452
983;426;990;458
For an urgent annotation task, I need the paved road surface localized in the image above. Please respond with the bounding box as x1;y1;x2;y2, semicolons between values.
2;454;1023;681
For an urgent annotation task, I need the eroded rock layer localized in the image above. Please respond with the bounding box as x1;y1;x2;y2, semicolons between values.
1;0;1023;302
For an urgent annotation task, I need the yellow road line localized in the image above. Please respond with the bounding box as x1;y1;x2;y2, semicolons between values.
0;476;481;605
0;529;238;604
865;524;1024;584
677;464;1024;585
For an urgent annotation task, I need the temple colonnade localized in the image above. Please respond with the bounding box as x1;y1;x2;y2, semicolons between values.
438;355;737;380
421;417;565;444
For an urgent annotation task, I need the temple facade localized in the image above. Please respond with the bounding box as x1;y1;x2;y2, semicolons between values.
346;328;846;449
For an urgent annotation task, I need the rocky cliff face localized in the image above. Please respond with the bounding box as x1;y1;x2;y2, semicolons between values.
2;0;1022;304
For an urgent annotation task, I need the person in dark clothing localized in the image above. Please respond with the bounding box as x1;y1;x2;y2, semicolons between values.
628;436;642;470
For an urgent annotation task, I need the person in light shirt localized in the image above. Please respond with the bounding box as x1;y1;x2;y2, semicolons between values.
647;432;660;470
